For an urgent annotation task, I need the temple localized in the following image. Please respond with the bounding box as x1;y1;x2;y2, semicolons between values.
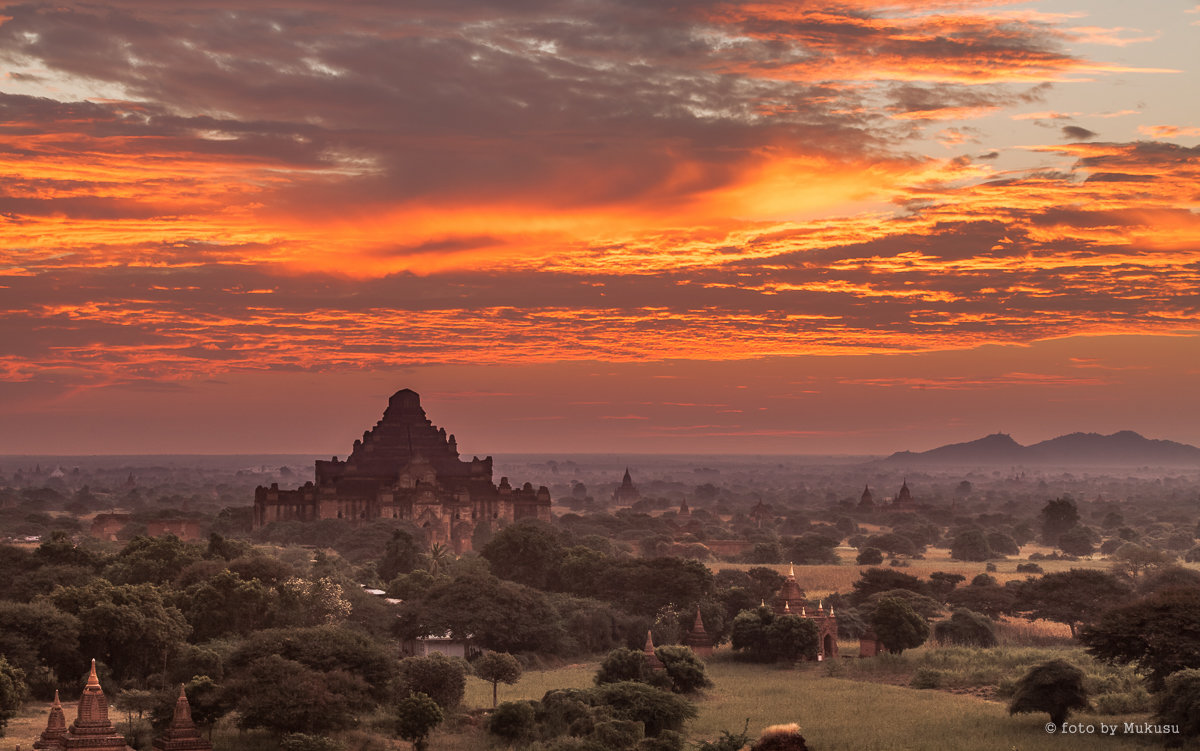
890;479;917;512
772;565;839;660
34;660;135;751
253;389;551;553
612;468;640;504
152;685;213;751
682;605;714;657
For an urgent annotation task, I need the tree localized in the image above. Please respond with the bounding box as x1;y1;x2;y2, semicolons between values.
591;681;697;737
48;580;189;683
986;532;1020;556
596;648;658;686
1111;543;1177;578
934;609;997;647
1008;659;1089;726
870;596;929;654
927;572;966;601
730;608;818;663
1040;498;1079;546
0;656;28;737
949;529;993;562
1058;526;1095;557
1080;588;1200;690
785;533;839;564
473;651;522;708
487;700;537;746
856;547;883;565
228;625;397;692
655;645;712;694
395;571;567;653
0;600;82;690
179;570;275;641
395;692;443;751
397;653;467;711
1013;569;1132;637
849;568;927;604
103;534;202;585
1155;668;1200;741
945;582;1016;619
480;520;564;589
227;655;371;735
379;529;421;581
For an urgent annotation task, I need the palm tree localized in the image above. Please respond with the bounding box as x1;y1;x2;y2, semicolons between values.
423;542;450;576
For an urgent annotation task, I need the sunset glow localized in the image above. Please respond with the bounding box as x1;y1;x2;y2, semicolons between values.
1;0;1197;454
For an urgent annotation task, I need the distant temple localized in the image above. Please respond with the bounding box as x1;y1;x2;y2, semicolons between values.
890;479;917;512
253;389;551;553
772;565;839;660
857;484;874;511
612;468;640;504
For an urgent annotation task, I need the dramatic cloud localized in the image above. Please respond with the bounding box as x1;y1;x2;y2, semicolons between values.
0;0;1197;451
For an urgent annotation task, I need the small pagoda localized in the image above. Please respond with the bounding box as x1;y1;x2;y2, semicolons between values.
32;691;67;750
682;605;714;657
642;630;664;671
152;685;212;751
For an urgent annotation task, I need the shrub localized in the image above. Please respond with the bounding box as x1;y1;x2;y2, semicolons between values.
397;653;466;711
1157;669;1200;741
280;734;343;751
1008;660;1089;726
487;701;537;745
1016;563;1044;574
750;723;809;751
655;645;712;694
934;609;997;647
910;667;942;689
856;547;884;565
394;692;443;751
591;681;697;737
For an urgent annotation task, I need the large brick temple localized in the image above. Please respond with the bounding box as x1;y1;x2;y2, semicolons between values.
253;388;551;553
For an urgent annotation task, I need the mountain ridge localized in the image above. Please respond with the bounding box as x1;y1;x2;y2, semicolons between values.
884;431;1200;466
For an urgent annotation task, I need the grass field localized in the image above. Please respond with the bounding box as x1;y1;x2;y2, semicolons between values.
12;648;1162;751
435;645;1162;751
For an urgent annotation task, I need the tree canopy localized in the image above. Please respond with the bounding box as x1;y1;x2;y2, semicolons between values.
1080;588;1200;690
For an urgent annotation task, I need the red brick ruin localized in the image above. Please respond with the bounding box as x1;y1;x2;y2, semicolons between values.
33;664;212;751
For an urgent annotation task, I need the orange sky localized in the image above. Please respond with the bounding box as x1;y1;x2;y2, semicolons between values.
1;0;1198;454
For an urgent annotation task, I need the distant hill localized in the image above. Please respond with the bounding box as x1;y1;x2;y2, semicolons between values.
884;431;1200;466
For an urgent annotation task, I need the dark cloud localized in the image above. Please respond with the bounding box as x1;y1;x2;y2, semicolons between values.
1062;125;1098;141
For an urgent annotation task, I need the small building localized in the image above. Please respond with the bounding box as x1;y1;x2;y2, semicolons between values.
859;628;886;657
401;632;477;660
89;514;130;542
145;519;205;542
